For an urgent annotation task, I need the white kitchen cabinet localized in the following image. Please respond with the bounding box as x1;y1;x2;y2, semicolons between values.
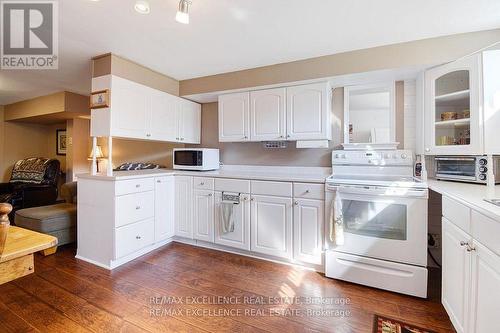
250;88;286;141
91;75;201;144
218;82;331;142
110;76;150;140
154;176;175;242
286;82;331;141
293;198;324;265
218;92;250;142
193;189;215;242
468;240;500;333
150;91;178;142
178;99;201;144
250;195;292;259
175;176;193;239
214;192;251;250
423;49;500;155
442;218;471;333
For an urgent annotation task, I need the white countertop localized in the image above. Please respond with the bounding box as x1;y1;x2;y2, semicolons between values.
77;165;331;184
427;179;500;222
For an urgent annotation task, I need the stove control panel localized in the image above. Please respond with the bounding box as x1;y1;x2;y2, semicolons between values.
332;150;414;166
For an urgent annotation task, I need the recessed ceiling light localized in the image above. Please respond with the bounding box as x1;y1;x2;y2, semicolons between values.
134;0;150;14
175;0;191;24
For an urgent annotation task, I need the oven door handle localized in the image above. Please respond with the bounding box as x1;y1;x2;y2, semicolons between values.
326;184;428;198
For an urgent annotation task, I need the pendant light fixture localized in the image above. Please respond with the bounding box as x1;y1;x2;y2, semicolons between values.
176;0;191;24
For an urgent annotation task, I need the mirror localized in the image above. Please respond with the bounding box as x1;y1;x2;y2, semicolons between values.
343;82;396;148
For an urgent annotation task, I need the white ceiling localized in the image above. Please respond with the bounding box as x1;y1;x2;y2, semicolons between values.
1;0;500;105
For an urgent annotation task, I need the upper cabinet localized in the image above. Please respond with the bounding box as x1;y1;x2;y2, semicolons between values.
218;82;331;142
91;75;201;144
218;92;250;142
423;49;500;155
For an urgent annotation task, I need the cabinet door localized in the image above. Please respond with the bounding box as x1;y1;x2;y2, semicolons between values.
179;99;201;144
111;77;149;139
442;218;471;333
250;195;292;259
286;82;331;140
250;88;286;141
154;176;175;242
175;176;193;239
424;54;481;155
150;91;179;142
218;92;250;142
293;199;324;265
193;189;215;242
214;192;250;250
469;240;500;333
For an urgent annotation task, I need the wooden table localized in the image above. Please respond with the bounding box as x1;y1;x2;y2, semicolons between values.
0;226;57;285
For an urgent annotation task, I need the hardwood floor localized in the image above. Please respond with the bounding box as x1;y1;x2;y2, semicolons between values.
0;242;455;333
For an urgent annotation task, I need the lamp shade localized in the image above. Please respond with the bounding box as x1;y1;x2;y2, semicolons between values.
88;145;104;159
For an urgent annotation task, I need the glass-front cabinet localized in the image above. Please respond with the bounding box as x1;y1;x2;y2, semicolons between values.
424;54;481;155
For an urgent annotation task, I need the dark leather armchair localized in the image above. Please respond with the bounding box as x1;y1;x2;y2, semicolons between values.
0;158;60;220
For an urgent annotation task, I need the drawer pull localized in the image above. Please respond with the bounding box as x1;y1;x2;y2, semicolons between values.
135;184;141;188
136;235;141;240
200;182;205;186
208;193;213;197
136;206;141;210
305;190;310;194
294;201;299;206
460;241;469;247
466;245;476;252
157;180;161;183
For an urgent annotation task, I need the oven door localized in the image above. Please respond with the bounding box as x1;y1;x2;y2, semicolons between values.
325;184;428;266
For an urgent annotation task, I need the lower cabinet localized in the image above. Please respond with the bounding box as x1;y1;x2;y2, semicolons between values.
442;207;500;333
193;189;215;242
469;241;500;333
250;195;293;259
175;176;193;239
214;192;251;250
442;218;471;333
154;176;175;242
293;198;324;265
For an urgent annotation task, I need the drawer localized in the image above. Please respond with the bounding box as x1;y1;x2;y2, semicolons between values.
442;196;471;233
116;191;154;227
472;210;500;256
115;218;154;259
115;178;154;196
293;183;325;200
251;181;292;197
193;177;214;190
214;178;250;193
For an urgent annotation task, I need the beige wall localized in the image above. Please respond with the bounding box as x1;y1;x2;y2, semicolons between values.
92;54;179;96
97;137;183;171
180;29;500;96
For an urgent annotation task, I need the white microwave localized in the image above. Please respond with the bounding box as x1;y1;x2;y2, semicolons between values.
173;148;220;171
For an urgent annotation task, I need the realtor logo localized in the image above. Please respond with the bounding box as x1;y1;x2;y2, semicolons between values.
1;1;58;69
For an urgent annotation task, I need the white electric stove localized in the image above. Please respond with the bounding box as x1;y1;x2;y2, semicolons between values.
324;150;429;298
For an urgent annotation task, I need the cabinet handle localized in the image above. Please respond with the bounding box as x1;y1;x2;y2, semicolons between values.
157;180;161;183
136;206;141;210
136;235;141;240
242;197;248;201
286;135;290;138
146;134;151;137
200;182;205;186
208;193;213;197
244;136;248;139
305;190;310;194
250;198;254;201
294;201;299;205
176;137;179;140
135;184;141;188
460;241;469;247
466;245;476;252
181;138;184;141
425;148;430;152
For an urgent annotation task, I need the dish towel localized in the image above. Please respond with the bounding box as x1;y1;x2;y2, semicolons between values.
329;190;345;246
220;201;235;234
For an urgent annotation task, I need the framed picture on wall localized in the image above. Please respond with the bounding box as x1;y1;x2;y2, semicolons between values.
56;129;67;156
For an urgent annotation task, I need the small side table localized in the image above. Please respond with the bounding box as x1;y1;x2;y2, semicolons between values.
0;226;57;285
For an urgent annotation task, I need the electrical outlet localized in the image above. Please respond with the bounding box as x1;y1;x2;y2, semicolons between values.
428;233;440;249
